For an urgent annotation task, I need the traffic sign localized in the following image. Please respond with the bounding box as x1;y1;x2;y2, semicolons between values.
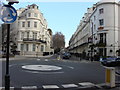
1;5;17;24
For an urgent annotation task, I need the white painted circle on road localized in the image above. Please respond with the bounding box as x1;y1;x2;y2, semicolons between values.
22;65;62;71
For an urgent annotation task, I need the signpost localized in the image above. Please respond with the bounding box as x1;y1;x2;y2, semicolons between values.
1;1;18;90
1;5;17;23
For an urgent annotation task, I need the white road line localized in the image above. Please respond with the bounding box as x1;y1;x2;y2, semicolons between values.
58;64;74;69
9;87;14;90
42;85;59;89
37;59;40;61
22;86;37;89
96;83;106;88
0;87;4;90
62;84;78;88
9;64;18;67
79;82;95;87
45;59;48;61
0;87;14;90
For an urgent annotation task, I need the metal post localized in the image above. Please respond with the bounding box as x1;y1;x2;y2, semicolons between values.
91;22;94;61
5;24;10;90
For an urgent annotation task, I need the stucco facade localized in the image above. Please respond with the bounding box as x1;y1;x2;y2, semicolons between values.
69;0;120;59
10;4;54;56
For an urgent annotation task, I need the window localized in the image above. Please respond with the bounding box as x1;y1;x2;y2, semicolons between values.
34;22;37;28
28;21;30;27
33;6;35;8
99;8;104;14
33;32;37;39
18;22;20;27
22;22;25;27
100;33;106;44
37;6;38;9
21;44;24;51
99;19;104;26
21;32;24;40
33;44;36;51
100;33;103;43
41;45;44;52
28;13;31;17
34;13;38;17
26;44;29;51
28;6;30;9
94;16;96;21
94;24;96;30
27;32;29;39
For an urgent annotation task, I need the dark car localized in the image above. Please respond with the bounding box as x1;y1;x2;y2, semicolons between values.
100;56;120;67
62;52;71;59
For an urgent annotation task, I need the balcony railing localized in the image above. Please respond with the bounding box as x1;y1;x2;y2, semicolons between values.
23;38;46;43
96;41;106;47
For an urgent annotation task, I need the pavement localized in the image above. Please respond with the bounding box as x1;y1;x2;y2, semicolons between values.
0;55;54;61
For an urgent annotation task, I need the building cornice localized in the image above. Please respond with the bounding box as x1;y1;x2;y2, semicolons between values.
97;2;120;7
89;2;120;19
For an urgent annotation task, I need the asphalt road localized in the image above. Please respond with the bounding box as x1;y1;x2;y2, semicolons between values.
1;55;120;90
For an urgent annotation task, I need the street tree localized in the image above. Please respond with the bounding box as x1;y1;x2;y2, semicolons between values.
52;32;65;53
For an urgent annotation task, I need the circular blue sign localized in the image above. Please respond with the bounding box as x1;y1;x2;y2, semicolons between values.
1;5;17;24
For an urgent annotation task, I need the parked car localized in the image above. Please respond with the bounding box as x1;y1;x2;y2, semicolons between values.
100;56;120;67
62;52;71;59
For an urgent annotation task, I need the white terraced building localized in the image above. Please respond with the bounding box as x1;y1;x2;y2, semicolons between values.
69;0;120;60
10;4;54;56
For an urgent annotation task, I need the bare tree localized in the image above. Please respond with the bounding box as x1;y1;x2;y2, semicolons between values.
52;32;65;53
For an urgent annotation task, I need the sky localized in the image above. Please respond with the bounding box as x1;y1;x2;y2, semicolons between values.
1;1;99;47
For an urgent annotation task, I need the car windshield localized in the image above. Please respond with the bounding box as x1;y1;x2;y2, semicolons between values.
107;57;116;60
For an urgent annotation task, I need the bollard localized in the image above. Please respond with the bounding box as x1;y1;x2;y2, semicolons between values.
105;67;115;88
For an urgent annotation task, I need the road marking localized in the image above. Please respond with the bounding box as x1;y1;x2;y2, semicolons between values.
0;87;14;90
0;82;102;89
23;70;40;73
22;69;64;74
0;87;4;90
22;65;62;71
45;59;48;61
42;85;59;89
79;82;95;87
58;64;74;69
22;86;37;89
37;59;40;61
62;84;78;88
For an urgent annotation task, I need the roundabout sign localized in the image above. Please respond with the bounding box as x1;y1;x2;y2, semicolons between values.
1;5;17;23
